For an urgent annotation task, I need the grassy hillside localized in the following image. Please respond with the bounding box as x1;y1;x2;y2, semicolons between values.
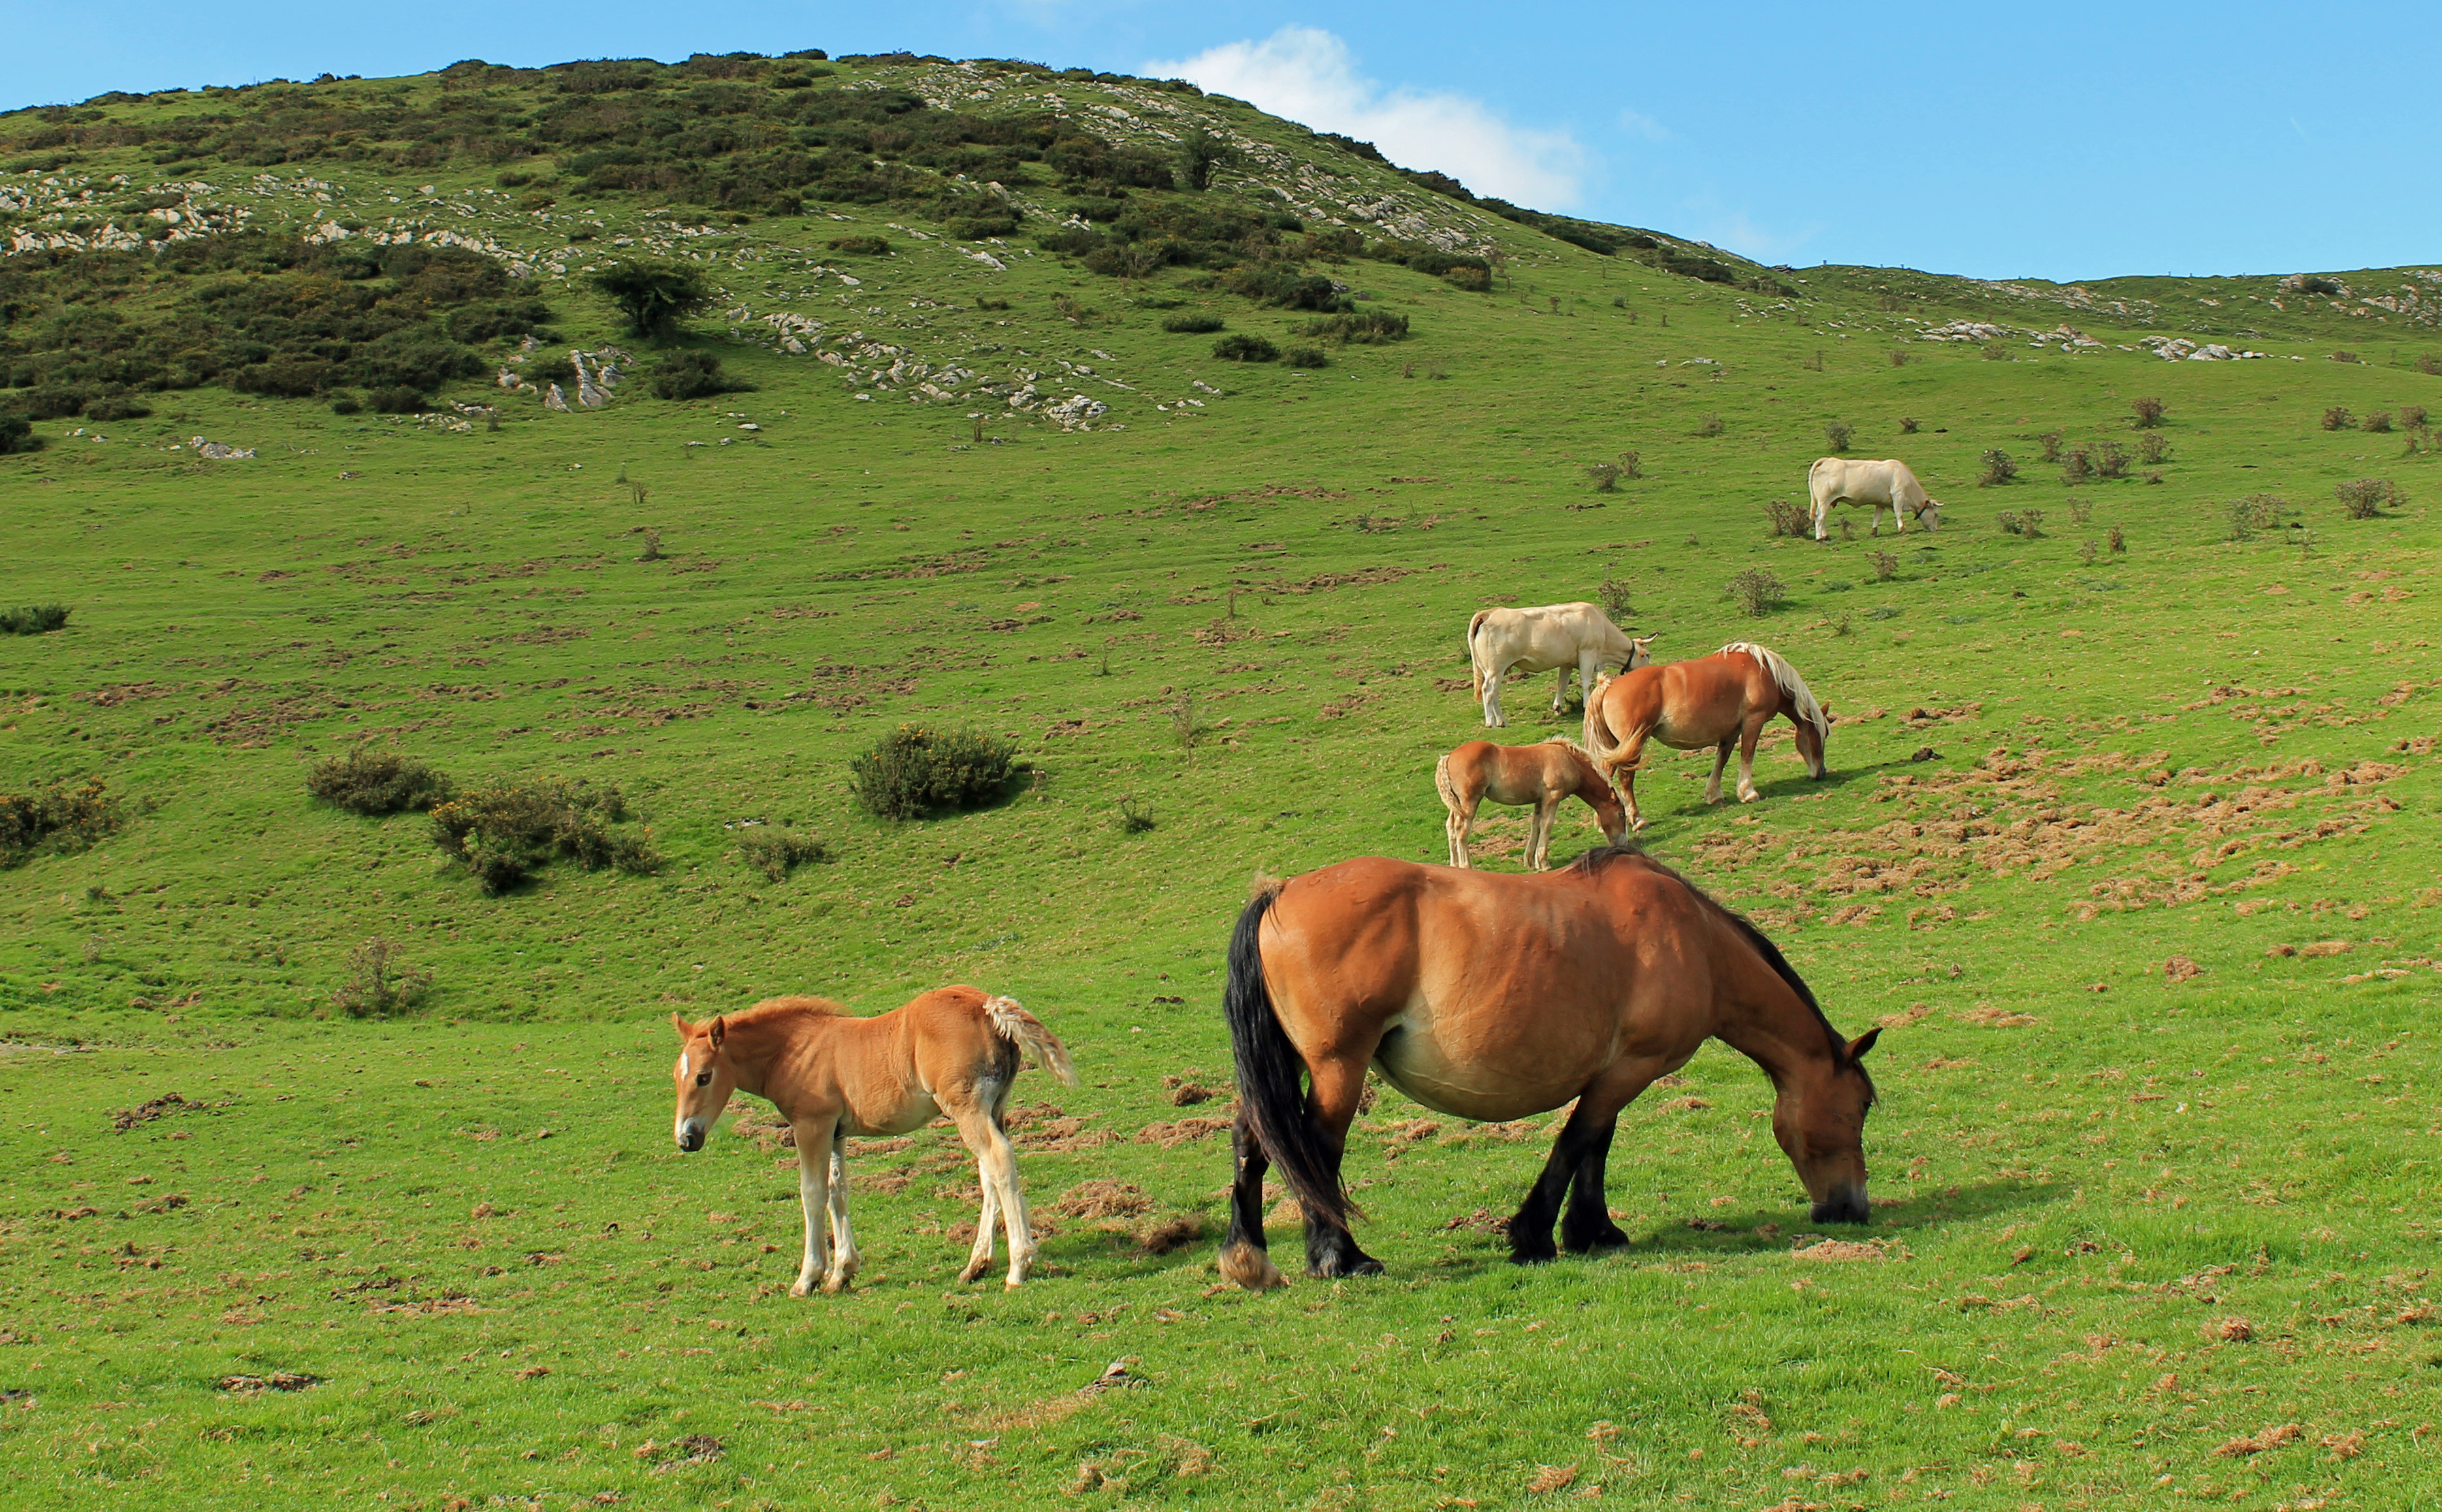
3;50;2440;1510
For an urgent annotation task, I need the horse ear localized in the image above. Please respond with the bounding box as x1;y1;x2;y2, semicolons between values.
708;1016;726;1050
1848;1026;1882;1062
669;1011;692;1039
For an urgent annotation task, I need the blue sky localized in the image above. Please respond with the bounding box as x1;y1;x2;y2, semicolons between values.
4;1;2433;281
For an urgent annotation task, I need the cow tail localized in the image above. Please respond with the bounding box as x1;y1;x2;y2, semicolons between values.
1465;609;1493;698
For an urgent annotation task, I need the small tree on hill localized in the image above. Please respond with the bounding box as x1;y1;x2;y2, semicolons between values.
588;263;713;340
1176;129;1237;191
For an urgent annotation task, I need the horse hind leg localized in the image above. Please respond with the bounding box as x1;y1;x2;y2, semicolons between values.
949;1100;1037;1288
1300;1054;1384;1279
1706;738;1733;804
1528;794;1561;871
957;1155;1003;1285
1445;796;1475;870
1737;715;1767;803
1217;1118;1286;1291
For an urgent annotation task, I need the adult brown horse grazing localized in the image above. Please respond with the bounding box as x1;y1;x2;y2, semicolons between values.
1582;641;1831;831
1434;737;1629;871
1216;845;1880;1289
670;988;1077;1294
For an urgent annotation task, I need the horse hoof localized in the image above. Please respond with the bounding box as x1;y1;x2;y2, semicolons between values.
1308;1252;1385;1279
1508;1241;1559;1266
790;1279;815;1298
1563;1224;1632;1255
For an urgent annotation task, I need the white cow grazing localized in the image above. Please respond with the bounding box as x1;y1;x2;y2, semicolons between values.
1466;603;1653;728
1807;457;1941;541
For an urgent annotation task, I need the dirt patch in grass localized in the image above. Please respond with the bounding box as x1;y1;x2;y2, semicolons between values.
1053;1181;1153;1220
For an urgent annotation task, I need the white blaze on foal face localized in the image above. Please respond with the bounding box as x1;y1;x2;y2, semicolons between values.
669;1014;731;1151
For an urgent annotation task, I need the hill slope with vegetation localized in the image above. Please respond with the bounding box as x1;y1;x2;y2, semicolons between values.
2;46;2439;1511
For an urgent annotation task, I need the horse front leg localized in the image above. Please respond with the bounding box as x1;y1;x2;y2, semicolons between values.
1528;794;1560;871
1611;729;1653;832
1737;714;1768;803
1301;1055;1383;1278
788;1119;837;1298
1507;1096;1631;1263
822;1142;862;1291
1705;738;1733;804
1217;1118;1286;1290
1560;1119;1631;1253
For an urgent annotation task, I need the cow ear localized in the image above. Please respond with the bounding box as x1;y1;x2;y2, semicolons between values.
1848;1027;1882;1062
669;1011;692;1039
707;1016;726;1050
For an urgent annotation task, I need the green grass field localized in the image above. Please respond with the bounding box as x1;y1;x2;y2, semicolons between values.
4;52;2441;1511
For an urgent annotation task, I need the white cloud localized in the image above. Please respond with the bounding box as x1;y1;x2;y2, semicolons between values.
1146;27;1588;210
1617;108;1671;143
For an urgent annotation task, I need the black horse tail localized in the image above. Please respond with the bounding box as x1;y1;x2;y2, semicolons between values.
1222;886;1351;1230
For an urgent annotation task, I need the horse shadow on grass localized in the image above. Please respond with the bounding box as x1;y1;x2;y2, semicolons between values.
1414;1177;2060;1280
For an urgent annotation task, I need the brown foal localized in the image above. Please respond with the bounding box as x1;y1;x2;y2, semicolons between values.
670;986;1077;1293
1216;846;1880;1289
1582;641;1832;831
1434;737;1629;870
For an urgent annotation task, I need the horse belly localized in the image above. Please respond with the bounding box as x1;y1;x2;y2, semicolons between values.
1372;1005;1599;1125
842;1091;935;1138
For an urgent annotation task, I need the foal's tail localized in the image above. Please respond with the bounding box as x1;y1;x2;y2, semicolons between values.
1433;753;1459;816
1223;886;1352;1230
984;995;1080;1086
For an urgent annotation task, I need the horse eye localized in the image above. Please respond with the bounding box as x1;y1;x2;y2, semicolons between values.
695;1072;711;1087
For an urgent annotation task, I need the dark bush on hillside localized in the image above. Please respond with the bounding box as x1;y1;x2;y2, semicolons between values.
587;262;713;339
2335;478;2404;519
1225;268;1350;312
650;350;754;400
0;235;530;412
2035;430;2064;463
368;385;428;413
430;779;660;893
1442;264;1492;293
2226;494;2284;541
2419;355;2442;377
0;414;37;454
2293;276;2343;296
1979;449;2017;486
946;215;1017;240
1763;501;1812;537
1996;508;2045;538
1161;314;1224;334
2093;440;2130;479
850;726;1025;820
1659;253;1738;285
738;828;831;881
826;234;891;255
1284;346;1328;368
332;937;432;1019
1306;310;1409;345
2060;447;2092;485
1823;421;1853;453
84;392;152;421
2361;410;2392;434
2138;432;2169;464
0;603;69;635
0;779;122;867
1176;129;1236;192
306;747;453;815
2400;404;2428;430
2130;396;2165;428
1212;334;1279;362
2321;406;2353;431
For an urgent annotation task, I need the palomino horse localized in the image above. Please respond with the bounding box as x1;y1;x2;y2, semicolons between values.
1582;642;1831;831
1434;737;1628;871
670;987;1077;1293
1215;845;1880;1288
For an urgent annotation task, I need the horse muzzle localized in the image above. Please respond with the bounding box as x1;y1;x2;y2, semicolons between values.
675;1120;706;1153
1810;1183;1871;1225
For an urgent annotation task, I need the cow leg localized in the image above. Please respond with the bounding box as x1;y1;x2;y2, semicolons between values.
1705;737;1733;804
1812;493;1830;542
1891;500;1906;536
1482;666;1506;728
1551;664;1570;714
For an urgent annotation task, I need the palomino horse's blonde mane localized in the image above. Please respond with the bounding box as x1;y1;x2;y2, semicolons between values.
1718;643;1829;741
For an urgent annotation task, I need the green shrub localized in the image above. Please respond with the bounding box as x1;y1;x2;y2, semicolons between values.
1979;449;2017;486
586;262;714;338
2060;447;2093;485
332;937;432;1019
850;725;1025;820
430;780;660;893
1695;413;1724;438
1284;346;1328;369
1117;797;1156;834
1442;265;1492;293
1306;310;1409;344
1162;314;1225;334
2130;396;2165;428
369;386;426;413
0;779;122;867
1212;334;1279;362
2321;406;2353;431
329;393;362;415
306;747;453;815
737;829;831;881
1823;420;1853;453
1763;501;1810;537
1587;462;1623;493
826;234;891;255
1727;568;1786;617
2335;478;2403;519
2362;411;2392;434
2093;440;2129;479
84;392;152;422
1996;509;2044;538
0;413;37;455
1224;268;1349;312
2138;432;2169;464
650;350;753;400
946;216;1018;240
2226;494;2285;541
0;603;69;635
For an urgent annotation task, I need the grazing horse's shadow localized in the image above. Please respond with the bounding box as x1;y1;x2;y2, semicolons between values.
1411;1179;2059;1277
